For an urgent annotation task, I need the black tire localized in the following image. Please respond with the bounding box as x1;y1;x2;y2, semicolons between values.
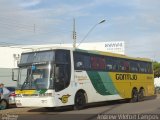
130;89;138;103
45;107;55;111
74;92;86;110
0;99;9;109
139;89;145;101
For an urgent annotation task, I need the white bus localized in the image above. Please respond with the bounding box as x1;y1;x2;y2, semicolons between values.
13;47;155;110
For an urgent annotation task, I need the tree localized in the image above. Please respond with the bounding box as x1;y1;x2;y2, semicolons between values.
153;61;160;78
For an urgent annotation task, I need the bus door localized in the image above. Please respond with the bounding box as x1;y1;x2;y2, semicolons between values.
54;50;73;106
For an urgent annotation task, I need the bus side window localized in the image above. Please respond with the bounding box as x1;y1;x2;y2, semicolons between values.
130;61;139;73
74;52;91;70
98;57;106;70
147;63;152;73
106;57;113;71
126;61;130;71
113;60;119;71
123;61;130;71
91;56;97;70
139;62;150;73
119;60;125;71
74;53;84;69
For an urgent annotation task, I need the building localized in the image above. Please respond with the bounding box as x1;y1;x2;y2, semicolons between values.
0;41;125;87
0;47;23;87
76;41;125;54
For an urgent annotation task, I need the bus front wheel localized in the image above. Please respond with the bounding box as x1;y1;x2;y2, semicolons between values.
74;92;86;110
45;107;55;111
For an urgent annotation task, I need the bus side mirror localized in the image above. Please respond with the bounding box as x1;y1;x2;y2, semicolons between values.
12;68;19;81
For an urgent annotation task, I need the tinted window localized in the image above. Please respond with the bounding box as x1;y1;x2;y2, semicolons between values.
90;56;105;70
119;59;130;72
74;52;91;70
55;50;71;92
73;51;153;74
106;57;114;71
130;61;140;72
20;51;54;64
55;50;69;63
139;62;152;73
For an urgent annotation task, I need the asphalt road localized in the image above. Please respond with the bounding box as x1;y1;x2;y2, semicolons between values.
1;95;160;120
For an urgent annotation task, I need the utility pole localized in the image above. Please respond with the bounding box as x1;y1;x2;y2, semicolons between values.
73;18;76;48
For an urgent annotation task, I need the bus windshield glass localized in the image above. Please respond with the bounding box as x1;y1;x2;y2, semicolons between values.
19;51;55;65
20;64;51;90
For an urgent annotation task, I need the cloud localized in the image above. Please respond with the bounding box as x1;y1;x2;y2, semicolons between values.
0;0;59;44
19;0;42;7
0;0;160;61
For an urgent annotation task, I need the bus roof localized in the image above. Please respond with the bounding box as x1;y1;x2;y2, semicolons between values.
21;46;74;53
21;46;152;62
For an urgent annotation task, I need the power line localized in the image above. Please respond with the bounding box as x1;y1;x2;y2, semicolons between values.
0;15;73;36
0;16;37;32
0;21;43;33
0;21;71;35
0;15;37;27
0;20;35;29
0;17;70;33
0;30;71;41
0;16;74;45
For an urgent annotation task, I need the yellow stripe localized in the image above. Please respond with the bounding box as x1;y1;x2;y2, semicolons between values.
15;90;36;94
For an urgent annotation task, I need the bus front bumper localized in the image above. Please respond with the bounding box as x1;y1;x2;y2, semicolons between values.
15;97;56;107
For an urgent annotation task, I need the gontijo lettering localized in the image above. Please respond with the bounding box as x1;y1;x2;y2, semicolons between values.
116;74;137;80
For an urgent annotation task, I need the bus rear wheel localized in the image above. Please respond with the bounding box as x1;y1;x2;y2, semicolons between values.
74;92;86;110
130;89;138;103
139;88;145;101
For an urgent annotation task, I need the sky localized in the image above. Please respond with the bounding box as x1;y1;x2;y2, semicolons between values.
0;0;160;61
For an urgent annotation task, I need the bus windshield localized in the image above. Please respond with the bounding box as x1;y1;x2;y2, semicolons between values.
20;64;51;90
16;50;71;92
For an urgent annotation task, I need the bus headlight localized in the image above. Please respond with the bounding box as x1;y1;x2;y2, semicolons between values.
16;94;22;97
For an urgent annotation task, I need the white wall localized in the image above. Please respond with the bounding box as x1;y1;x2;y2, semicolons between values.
154;78;160;87
0;68;17;87
76;41;125;54
0;47;23;68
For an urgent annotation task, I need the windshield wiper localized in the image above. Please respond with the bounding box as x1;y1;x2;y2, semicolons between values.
21;72;32;90
21;81;29;90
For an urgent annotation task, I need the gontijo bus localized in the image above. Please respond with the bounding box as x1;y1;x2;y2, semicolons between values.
13;47;155;109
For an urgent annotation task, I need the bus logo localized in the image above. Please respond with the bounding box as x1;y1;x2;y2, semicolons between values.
59;94;71;103
116;74;137;80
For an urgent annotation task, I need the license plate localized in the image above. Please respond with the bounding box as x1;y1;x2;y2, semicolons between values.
16;103;22;107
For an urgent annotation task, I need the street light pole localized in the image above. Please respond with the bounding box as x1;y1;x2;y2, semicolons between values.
77;19;106;48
